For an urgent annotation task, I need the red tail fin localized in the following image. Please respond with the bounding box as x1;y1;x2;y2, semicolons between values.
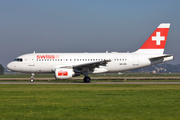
135;23;170;54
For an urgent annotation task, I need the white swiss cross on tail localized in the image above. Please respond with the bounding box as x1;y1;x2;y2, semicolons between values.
152;32;165;45
135;23;170;54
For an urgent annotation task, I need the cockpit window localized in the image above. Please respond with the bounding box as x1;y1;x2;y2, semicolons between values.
14;58;23;62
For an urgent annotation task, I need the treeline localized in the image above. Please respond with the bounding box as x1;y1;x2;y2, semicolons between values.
0;64;4;75
132;63;180;73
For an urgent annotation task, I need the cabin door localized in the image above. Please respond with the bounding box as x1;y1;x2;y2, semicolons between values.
29;55;35;66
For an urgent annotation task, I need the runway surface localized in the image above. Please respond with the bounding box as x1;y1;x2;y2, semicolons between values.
1;77;180;84
1;82;180;84
1;77;180;81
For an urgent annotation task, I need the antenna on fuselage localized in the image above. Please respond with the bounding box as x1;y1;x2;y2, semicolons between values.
33;51;36;54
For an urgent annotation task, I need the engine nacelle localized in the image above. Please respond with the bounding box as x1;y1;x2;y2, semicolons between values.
55;68;75;79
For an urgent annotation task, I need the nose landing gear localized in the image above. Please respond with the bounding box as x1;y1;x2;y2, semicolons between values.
30;73;35;82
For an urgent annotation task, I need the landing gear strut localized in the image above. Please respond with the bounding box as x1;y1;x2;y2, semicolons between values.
83;76;91;83
30;73;35;82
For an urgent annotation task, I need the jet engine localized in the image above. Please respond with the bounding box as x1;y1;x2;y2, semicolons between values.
55;68;75;79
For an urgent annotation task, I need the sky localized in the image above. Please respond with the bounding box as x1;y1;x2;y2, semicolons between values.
0;0;180;67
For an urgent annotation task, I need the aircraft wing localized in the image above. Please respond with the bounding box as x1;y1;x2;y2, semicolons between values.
72;60;111;74
73;60;111;68
52;60;111;74
53;60;111;70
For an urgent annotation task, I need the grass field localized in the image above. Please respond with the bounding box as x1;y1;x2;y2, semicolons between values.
0;84;180;120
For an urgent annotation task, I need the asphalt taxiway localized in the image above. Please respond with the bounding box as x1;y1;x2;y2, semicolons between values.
1;77;180;81
1;77;180;84
0;82;180;84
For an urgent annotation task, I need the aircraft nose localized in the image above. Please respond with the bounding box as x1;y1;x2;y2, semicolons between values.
7;62;13;71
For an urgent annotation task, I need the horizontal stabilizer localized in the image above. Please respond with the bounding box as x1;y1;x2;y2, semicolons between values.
149;54;173;60
149;54;174;65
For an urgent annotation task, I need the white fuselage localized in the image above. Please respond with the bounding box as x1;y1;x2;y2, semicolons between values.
7;52;173;74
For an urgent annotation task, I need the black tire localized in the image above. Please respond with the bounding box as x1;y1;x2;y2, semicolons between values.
83;77;91;83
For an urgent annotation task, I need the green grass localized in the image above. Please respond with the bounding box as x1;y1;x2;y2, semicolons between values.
0;84;180;120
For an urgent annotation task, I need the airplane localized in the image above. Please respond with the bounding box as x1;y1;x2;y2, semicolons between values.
7;23;174;83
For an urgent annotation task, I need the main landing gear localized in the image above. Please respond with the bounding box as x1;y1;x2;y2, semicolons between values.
82;72;91;83
30;73;35;82
83;76;91;83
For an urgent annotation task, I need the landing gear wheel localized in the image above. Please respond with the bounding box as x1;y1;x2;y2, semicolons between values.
30;73;35;82
83;77;91;83
30;78;34;82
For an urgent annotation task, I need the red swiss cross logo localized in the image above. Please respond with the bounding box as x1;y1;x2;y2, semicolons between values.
152;32;165;45
140;27;169;49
